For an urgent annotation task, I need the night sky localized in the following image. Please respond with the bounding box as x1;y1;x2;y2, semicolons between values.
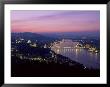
11;10;100;33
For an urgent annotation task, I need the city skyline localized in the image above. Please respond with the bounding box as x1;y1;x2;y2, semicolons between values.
11;10;100;33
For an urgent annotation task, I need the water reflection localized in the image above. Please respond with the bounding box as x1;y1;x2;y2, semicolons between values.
51;39;100;69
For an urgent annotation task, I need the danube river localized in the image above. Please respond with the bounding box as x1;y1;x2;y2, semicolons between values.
51;39;100;69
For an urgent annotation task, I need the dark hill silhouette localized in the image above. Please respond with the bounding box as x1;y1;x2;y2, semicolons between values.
11;32;57;42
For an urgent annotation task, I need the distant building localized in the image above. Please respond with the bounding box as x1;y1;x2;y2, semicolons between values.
51;39;79;49
27;40;31;43
85;44;90;48
44;44;47;48
30;43;37;47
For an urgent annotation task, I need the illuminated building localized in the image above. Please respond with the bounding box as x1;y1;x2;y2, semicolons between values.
52;39;79;49
95;50;98;53
30;43;37;47
88;47;96;52
27;40;31;43
85;44;90;48
20;38;24;40
44;44;47;48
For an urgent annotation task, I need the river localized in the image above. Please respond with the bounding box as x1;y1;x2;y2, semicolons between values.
51;39;100;69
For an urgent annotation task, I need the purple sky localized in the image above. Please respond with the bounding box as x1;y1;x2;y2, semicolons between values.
11;10;100;33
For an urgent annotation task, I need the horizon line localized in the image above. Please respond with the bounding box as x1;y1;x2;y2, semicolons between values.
11;31;100;33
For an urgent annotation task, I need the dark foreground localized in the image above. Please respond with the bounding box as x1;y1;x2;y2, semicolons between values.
11;58;100;77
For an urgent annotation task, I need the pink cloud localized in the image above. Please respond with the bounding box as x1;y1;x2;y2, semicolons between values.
11;10;100;33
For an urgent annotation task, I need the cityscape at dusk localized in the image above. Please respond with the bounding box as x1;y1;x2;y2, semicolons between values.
11;10;100;77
